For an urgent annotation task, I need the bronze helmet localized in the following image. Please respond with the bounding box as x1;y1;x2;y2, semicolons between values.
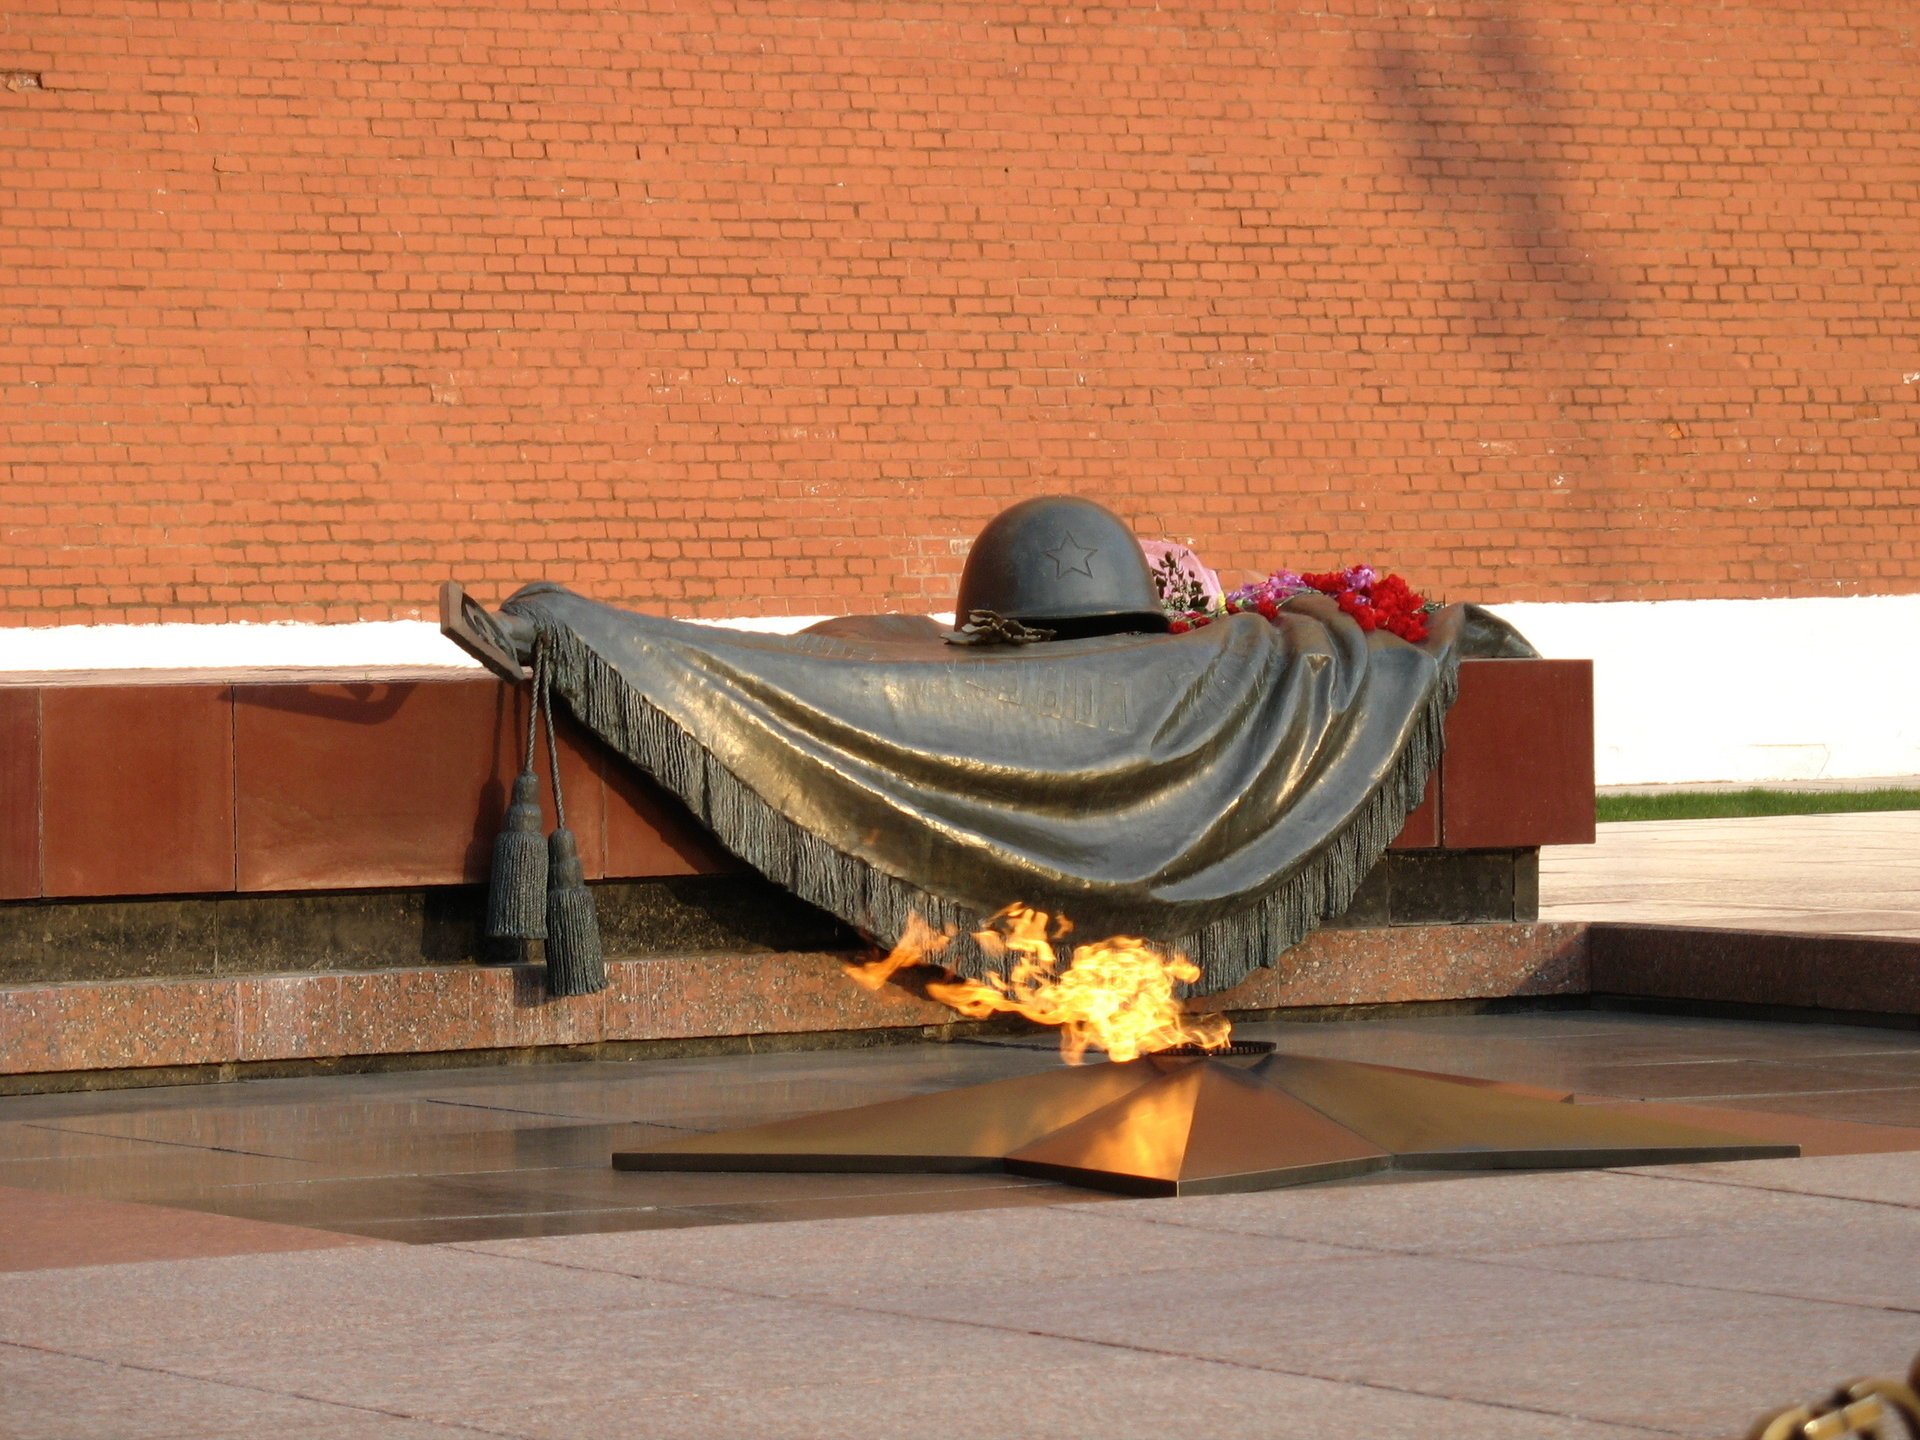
954;496;1171;639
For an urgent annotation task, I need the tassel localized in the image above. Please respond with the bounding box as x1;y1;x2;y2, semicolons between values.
539;654;607;996
484;771;549;941
544;827;605;996
485;645;549;941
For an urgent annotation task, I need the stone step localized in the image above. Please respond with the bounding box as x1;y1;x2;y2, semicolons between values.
0;922;1592;1092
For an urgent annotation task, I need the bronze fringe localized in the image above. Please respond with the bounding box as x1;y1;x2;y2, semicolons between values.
520;616;1457;997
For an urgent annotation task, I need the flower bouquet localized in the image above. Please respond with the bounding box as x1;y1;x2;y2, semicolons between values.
1147;547;1435;645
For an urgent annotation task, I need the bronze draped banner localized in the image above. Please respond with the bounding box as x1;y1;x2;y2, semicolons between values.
504;583;1468;996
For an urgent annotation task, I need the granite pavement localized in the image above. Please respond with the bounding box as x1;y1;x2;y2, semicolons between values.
4;1009;1920;1439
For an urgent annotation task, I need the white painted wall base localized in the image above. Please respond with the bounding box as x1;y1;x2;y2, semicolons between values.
4;596;1913;787
1484;595;1920;787
0;613;846;686
0;620;483;684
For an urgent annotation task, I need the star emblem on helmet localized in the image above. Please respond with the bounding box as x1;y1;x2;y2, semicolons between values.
1044;532;1098;579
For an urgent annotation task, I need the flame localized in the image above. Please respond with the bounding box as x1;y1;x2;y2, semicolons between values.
844;913;954;991
855;903;1231;1064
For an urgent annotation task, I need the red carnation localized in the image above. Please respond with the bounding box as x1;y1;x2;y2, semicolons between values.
1221;561;1434;645
1335;591;1379;630
1371;574;1414;609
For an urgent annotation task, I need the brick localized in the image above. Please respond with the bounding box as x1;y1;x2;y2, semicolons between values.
0;5;1917;625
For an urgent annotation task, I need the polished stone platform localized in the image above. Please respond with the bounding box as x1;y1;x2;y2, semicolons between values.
4;1010;1919;1439
6;1010;1919;1247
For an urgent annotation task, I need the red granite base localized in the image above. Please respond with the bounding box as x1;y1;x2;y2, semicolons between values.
1209;922;1589;1011
0;924;1588;1084
0;661;1593;902
11;922;1917;1091
1588;924;1920;1015
0;950;945;1078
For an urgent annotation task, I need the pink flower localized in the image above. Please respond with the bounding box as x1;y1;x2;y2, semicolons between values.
1140;540;1226;615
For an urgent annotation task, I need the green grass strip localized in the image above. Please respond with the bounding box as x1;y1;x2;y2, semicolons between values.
1597;787;1920;823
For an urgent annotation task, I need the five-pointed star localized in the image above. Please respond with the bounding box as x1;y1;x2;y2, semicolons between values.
1044;532;1098;578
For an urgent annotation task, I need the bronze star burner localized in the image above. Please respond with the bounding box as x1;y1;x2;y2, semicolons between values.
613;1047;1797;1198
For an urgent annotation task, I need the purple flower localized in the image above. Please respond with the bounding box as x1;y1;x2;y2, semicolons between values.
1266;569;1307;594
1225;569;1311;611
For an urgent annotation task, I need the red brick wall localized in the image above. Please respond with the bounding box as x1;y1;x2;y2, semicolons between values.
3;2;1917;626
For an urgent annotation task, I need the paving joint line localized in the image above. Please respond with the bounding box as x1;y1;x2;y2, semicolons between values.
0;1335;533;1440
14;1121;319;1165
1062;1191;1920;1317
1610;1165;1920;1213
1628;1083;1920;1101
440;1242;1683;1436
1460;1250;1920;1317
